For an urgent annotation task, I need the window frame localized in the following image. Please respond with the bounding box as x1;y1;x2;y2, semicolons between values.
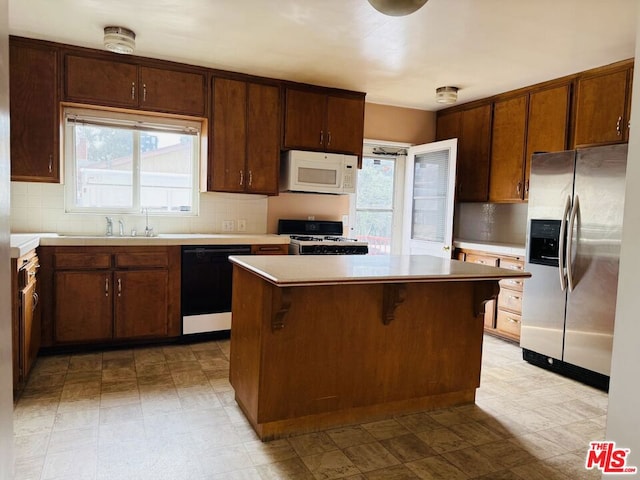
63;106;202;216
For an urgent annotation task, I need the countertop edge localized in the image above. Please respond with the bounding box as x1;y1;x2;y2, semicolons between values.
453;239;526;257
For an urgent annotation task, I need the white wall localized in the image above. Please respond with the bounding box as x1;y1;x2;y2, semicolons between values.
454;202;528;245
10;182;268;235
605;3;640;476
0;0;15;476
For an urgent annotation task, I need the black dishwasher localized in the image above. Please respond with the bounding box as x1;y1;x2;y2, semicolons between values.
181;245;252;334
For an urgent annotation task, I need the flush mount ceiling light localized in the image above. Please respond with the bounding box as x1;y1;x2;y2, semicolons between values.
104;26;136;54
367;0;429;16
436;86;459;104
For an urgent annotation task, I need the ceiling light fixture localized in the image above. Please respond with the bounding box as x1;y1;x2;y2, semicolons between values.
103;26;136;54
367;0;428;16
436;86;459;104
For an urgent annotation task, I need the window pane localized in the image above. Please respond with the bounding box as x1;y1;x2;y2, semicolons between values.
355;210;392;254
356;157;395;209
140;131;195;213
411;150;449;242
75;125;133;208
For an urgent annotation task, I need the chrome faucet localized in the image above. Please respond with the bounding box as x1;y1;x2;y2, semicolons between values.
118;219;125;237
143;208;154;237
105;217;113;236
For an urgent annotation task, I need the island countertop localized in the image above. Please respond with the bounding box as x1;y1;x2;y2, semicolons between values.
229;254;530;287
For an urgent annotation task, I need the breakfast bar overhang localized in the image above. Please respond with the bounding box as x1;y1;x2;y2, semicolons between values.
228;254;530;441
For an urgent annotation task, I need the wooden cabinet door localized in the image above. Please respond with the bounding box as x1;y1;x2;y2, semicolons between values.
139;66;206;116
10;39;59;182
435;110;461;141
283;88;326;150
325;95;365;155
458;104;492;202
65;55;138;108
114;270;169;338
21;279;40;382
574;68;630;147
525;84;571;199
246;82;281;194
54;271;113;343
210;77;247;192
489;95;528;202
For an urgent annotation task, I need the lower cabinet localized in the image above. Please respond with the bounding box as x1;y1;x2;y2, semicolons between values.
41;246;180;346
250;244;288;255
12;249;41;393
457;248;525;342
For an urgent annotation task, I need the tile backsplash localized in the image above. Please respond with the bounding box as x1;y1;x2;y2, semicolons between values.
10;182;268;235
454;202;528;245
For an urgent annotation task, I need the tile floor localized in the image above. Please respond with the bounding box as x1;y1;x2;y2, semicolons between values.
13;335;608;480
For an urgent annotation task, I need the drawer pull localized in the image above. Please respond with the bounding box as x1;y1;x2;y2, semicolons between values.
508;295;521;301
105;277;109;297
507;317;520;324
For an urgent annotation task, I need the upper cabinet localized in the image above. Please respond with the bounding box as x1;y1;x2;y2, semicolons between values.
209;77;281;195
573;62;633;147
9;37;60;182
64;54;207;116
489;94;528;203
283;88;365;157
436;105;492;202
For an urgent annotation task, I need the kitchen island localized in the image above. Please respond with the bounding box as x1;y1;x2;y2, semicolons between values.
228;254;530;440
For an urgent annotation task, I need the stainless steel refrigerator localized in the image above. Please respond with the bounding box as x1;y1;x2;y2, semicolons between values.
521;143;627;390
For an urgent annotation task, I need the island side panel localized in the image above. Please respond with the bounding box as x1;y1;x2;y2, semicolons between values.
255;280;488;424
229;265;271;424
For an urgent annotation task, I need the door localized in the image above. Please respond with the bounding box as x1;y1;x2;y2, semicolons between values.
402;139;457;257
563;144;627;375
139;66;206;116
114;270;169;338
325;95;365;155
521;150;575;360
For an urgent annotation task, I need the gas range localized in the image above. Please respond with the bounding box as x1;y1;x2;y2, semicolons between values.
278;220;368;255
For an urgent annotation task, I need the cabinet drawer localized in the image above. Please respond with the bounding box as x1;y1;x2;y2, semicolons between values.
115;252;168;268
499;277;524;292
496;309;521;338
465;253;498;267
499;257;524;271
251;244;288;255
54;253;111;270
18;255;39;289
498;287;523;313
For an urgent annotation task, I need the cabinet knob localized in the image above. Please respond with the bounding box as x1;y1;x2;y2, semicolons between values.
118;278;122;297
248;170;253;187
327;131;332;146
320;130;324;146
48;154;53;173
143;83;147;102
105;277;109;297
239;170;244;186
131;82;136;100
616;116;622;136
516;182;522;195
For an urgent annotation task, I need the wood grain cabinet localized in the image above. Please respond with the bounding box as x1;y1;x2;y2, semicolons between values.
47;247;180;346
283;88;365;157
437;105;493;202
12;250;41;393
64;54;207;116
573;63;633;147
9;37;59;182
209;77;281;194
457;248;525;341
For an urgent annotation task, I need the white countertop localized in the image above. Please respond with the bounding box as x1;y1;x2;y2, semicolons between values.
10;233;288;258
229;254;530;287
453;239;526;257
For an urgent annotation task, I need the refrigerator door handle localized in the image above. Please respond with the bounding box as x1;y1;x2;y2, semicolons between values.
558;195;571;291
566;194;580;292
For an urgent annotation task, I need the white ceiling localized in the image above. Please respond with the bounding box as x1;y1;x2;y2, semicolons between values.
8;0;638;111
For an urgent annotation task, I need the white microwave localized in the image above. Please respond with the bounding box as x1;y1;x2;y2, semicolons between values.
280;150;358;194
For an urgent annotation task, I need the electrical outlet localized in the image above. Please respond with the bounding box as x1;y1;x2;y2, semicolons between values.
307;215;315;220
222;220;235;232
237;219;247;232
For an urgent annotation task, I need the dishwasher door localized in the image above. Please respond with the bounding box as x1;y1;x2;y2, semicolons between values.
181;245;251;334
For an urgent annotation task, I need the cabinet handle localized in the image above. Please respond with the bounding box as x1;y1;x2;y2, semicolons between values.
105;277;109;297
327;131;332;146
48;154;53;173
477;260;485;264
516;182;522;195
239;170;244;186
32;292;39;311
143;83;147;102
525;180;529;194
508;279;522;286
616;116;622;136
248;170;253;186
508;295;521;301
118;278;122;297
131;82;136;100
320;130;324;146
507;317;520;324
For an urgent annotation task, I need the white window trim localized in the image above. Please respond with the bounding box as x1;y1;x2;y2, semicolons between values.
63;106;202;216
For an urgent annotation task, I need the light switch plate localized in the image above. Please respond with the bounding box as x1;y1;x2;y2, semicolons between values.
237;219;247;232
222;220;235;232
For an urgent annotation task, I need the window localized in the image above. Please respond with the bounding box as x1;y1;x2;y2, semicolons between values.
64;107;201;215
351;142;407;255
